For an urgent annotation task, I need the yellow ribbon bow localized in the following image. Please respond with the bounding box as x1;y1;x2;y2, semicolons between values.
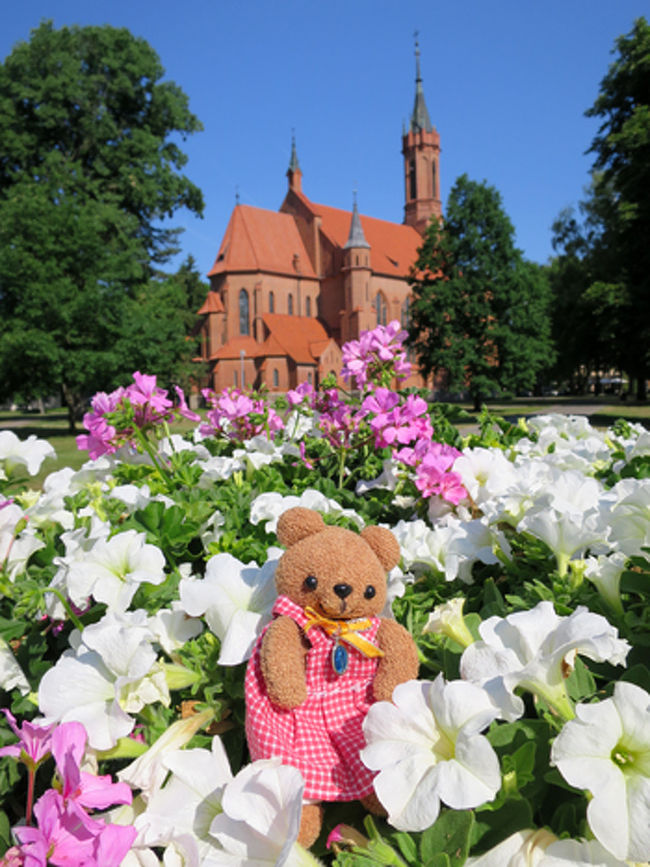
303;607;385;659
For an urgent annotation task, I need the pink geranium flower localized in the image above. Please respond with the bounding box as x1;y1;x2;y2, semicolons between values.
0;710;54;772
51;722;132;811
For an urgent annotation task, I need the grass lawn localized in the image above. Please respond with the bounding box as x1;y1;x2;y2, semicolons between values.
1;395;648;490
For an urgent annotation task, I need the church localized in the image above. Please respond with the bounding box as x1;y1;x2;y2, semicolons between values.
196;44;442;393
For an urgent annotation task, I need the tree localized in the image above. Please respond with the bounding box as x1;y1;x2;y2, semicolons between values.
0;22;204;427
585;16;650;400
407;174;553;409
548;185;627;393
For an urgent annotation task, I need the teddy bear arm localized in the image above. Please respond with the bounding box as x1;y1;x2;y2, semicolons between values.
372;618;420;702
260;616;308;709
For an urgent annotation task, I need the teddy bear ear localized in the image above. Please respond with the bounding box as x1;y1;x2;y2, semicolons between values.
360;526;401;572
277;507;326;547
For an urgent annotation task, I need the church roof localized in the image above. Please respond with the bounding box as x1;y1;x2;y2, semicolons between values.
207;205;317;279
262;313;330;364
210;336;262;360
197;291;225;315
306;198;422;278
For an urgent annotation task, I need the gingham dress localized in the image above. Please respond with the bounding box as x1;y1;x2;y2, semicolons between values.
245;594;380;801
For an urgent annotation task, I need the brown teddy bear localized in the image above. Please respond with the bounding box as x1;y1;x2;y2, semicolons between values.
245;506;419;846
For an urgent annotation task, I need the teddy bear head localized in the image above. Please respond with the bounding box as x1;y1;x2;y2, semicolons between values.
273;507;401;620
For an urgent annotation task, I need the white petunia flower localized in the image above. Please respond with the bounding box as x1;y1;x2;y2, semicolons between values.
551;681;650;862
45;518;112;617
249;489;364;534
460;601;630;721
118;707;215;801
0;500;44;581
604;478;650;559
0;636;30;695
179;550;280;665
453;447;519;506
147;601;203;656
361;676;502;832
66;529;166;612
423;597;475;649
465;828;557;866
210;758;308;865
134;739;316;866
38;611;168;750
465;829;630;866
584;551;629;615
392;516;509;584
0;430;56;478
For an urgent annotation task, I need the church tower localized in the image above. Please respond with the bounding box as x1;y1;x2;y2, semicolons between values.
287;132;302;194
341;194;372;342
402;38;442;235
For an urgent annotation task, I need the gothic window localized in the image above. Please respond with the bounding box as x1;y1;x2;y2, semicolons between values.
308;372;313;385
269;291;274;313
233;370;238;388
273;369;279;387
288;293;294;315
305;296;311;317
409;158;416;200
432;161;437;198
401;297;410;329
239;289;250;335
375;291;387;327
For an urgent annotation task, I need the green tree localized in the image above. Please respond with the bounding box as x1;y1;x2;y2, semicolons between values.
408;174;553;409
549;186;627;394
585;16;650;400
0;22;203;427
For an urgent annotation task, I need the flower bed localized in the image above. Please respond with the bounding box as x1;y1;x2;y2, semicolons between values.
0;323;649;866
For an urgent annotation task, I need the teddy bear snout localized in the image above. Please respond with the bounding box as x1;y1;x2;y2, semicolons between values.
333;583;353;599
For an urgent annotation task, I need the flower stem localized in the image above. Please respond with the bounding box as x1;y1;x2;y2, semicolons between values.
26;767;35;825
44;587;85;632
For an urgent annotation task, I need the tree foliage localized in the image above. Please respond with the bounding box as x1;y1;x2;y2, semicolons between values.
0;22;204;427
584;16;650;399
407;174;553;409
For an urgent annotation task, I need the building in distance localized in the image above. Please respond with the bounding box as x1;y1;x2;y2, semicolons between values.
196;41;442;393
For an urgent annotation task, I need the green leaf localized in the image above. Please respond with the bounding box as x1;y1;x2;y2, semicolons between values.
420;810;473;867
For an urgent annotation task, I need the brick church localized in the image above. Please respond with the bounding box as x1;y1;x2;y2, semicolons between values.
196;44;441;393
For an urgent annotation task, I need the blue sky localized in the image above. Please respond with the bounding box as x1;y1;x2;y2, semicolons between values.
2;1;646;275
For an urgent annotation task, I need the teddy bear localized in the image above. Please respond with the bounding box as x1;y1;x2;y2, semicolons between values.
245;506;419;846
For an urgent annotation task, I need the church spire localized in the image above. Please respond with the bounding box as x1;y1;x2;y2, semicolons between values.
411;35;433;133
402;35;441;235
286;131;303;193
344;193;370;249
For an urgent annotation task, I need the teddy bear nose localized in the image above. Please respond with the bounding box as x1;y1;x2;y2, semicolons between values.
334;583;353;599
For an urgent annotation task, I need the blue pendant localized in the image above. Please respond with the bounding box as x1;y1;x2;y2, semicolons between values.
332;642;349;675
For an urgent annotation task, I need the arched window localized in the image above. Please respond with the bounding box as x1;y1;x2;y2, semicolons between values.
305;296;311;317
401;297;410;329
288;293;294;315
269;291;275;313
432;162;437;198
233;370;238;388
272;369;279;388
375;291;387;327
307;372;313;385
408;158;416;200
239;289;250;335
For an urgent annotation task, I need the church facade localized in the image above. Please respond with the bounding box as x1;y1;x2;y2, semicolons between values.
196;45;442;394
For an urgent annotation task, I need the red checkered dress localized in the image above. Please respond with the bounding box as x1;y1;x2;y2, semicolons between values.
245;594;380;801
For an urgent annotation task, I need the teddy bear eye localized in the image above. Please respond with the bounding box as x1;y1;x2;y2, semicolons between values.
304;575;318;590
364;585;376;599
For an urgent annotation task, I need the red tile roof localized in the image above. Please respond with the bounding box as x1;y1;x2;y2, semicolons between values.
290;192;423;278
208;205;317;279
262;314;330;364
210;336;263;360
197;292;225;315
